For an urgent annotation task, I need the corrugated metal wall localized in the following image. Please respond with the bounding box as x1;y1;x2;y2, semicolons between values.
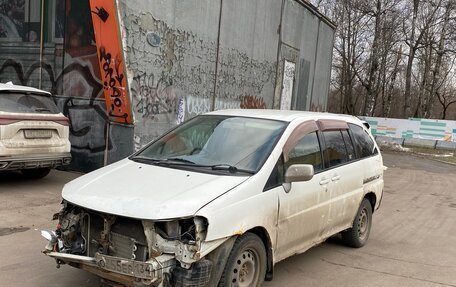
118;0;335;149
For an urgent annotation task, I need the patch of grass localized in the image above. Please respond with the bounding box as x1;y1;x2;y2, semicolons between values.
409;147;456;165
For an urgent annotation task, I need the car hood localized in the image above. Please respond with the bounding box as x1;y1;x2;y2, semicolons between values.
62;159;249;220
62;159;248;220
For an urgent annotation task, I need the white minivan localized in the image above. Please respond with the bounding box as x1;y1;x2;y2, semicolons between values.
0;83;71;178
42;109;383;287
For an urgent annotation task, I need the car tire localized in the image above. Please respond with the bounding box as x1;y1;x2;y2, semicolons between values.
218;233;267;287
21;168;51;179
342;198;372;248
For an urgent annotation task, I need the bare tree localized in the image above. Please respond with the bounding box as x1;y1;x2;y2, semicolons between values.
312;0;456;119
424;0;453;117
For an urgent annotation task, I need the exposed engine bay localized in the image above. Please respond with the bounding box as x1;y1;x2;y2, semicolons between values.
42;201;216;286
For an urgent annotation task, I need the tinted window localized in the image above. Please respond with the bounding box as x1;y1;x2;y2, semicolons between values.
349;123;377;158
0;92;60;114
322;130;348;167
342;130;356;161
285;132;323;172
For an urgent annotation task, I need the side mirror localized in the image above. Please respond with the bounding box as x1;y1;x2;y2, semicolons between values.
284;164;314;183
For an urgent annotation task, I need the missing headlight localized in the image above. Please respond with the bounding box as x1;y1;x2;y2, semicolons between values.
155;219;194;243
154;217;208;244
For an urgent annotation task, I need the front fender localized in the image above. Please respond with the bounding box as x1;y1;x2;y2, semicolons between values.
196;176;278;250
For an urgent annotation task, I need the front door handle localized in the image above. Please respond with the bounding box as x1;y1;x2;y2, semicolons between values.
331;175;341;181
319;178;330;185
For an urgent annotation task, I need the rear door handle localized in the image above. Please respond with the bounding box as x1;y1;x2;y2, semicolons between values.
319;178;330;185
331;175;341;181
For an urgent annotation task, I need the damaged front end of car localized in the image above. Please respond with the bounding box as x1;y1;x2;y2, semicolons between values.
42;201;222;287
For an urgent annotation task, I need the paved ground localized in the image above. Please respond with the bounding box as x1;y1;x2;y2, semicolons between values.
1;152;455;287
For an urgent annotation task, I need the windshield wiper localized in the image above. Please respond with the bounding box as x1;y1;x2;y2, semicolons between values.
211;164;255;174
130;155;162;164
130;156;195;166
131;156;254;174
166;157;195;164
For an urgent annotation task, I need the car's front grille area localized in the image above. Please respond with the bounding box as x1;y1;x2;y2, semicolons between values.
80;209;150;262
109;231;148;261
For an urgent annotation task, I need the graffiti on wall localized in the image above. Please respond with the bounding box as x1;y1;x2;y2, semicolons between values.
62;97;110;153
90;0;133;124
98;46;130;122
124;11;217;124
185;96;212;116
0;58;103;103
131;72;177;119
116;5;279;148
240;95;267;109
0;59;55;90
0;0;135;171
280;60;295;110
123;12;274;124
217;47;276;101
176;97;185;124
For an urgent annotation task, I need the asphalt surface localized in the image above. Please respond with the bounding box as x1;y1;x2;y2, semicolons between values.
1;151;455;287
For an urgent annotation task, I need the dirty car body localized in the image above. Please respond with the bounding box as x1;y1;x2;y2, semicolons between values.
0;83;71;177
42;110;384;286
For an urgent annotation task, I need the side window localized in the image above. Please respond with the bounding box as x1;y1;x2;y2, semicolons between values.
341;130;356;161
349;123;377;158
322;130;349;167
285;132;323;172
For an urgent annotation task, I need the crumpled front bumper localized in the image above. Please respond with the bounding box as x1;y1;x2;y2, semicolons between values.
43;250;176;286
41;209;220;286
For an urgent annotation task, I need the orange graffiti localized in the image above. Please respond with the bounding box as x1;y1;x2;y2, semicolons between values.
89;0;132;124
240;95;267;109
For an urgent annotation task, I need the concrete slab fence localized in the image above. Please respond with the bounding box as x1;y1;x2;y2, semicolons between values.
360;117;456;151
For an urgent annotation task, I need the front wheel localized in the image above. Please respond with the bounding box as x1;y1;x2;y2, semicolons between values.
342;198;373;248
218;233;267;287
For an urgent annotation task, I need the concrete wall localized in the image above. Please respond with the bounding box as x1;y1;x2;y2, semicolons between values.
118;0;335;148
215;0;280;109
120;0;219;145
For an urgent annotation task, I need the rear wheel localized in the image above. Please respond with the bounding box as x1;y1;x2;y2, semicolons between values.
218;233;267;287
342;198;372;248
21;168;51;179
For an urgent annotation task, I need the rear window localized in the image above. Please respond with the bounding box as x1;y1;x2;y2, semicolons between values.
0;92;60;114
349;123;377;158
